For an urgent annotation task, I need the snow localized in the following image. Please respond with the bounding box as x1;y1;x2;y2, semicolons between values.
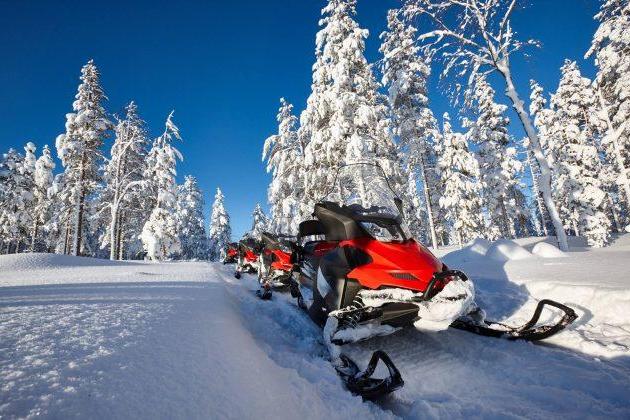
485;239;534;262
2;236;630;418
531;242;567;258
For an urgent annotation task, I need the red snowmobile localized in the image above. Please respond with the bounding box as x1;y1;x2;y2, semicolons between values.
234;236;263;279
289;163;578;400
222;243;239;264
256;232;296;299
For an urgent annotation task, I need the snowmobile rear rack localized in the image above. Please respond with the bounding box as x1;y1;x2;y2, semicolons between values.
451;299;578;341
334;350;403;400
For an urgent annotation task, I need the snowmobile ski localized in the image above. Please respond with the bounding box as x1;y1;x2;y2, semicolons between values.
333;350;403;400
255;285;273;300
451;299;578;341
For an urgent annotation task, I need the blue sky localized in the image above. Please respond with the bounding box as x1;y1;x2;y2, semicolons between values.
0;0;601;238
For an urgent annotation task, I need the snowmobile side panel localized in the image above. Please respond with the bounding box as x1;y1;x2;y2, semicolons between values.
343;238;444;292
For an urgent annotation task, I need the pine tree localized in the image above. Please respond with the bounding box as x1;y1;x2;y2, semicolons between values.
466;77;523;240
586;0;630;211
299;0;401;212
380;8;440;247
20;142;37;249
141;112;183;260
176;176;209;260
437;114;484;246
528;81;555;235
249;203;269;239
55;59;112;256
263;98;304;235
0;148;26;253
100;101;150;260
31;145;56;251
208;188;232;262
548;61;611;247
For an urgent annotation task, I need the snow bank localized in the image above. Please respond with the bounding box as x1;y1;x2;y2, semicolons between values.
440;235;630;359
531;242;567;258
485;239;534;262
466;237;492;255
0;253;138;270
0;253;211;287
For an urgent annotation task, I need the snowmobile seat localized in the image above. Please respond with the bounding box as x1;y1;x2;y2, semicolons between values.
298;220;326;241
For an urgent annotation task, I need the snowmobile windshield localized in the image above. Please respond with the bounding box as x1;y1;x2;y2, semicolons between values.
322;163;410;241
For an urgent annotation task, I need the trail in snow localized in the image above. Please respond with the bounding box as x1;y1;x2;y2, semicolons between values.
0;257;385;419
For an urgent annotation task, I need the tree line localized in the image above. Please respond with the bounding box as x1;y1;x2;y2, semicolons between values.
262;0;630;249
0;60;238;261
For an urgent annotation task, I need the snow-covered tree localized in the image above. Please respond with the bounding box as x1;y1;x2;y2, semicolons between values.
176;176;209;260
437;114;484;246
404;0;569;251
21;143;37;248
141;112;183;260
263;98;304;235
208;188;232;261
548;61;611;247
55;59;112;255
100;101;150;260
380;8;440;247
525;148;548;236
249;203;269;239
465;76;523;239
586;0;630;211
0;149;26;253
31;145;56;251
299;0;402;211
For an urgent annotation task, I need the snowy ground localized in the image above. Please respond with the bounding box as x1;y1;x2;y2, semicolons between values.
1;237;629;419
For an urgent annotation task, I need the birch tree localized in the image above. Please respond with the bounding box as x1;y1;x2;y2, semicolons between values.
404;0;569;250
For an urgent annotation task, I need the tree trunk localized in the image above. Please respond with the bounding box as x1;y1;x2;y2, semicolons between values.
498;65;568;251
31;219;39;252
419;155;438;249
608;195;621;232
499;196;514;239
527;151;548;236
72;154;87;256
116;213;124;260
63;222;71;254
109;203;118;260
